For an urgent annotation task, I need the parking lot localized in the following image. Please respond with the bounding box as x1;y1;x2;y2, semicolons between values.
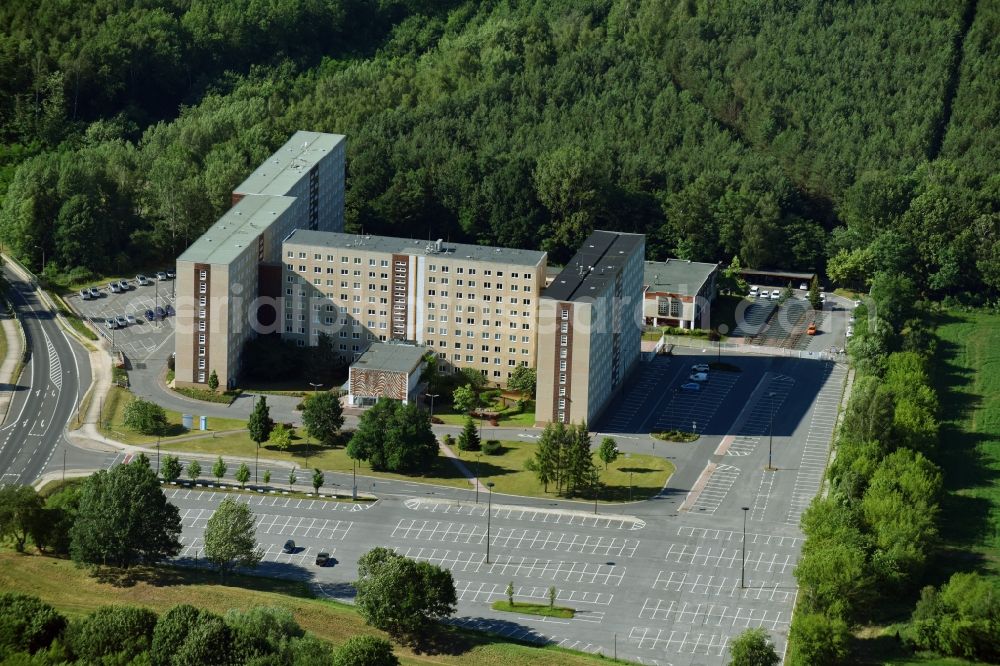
67;277;175;363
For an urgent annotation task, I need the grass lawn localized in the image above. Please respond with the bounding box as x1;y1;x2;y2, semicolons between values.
491;600;574;619
932;310;1000;577
433;401;536;428
0;551;625;666
173;385;241;404
162;434;673;502
100;386;248;445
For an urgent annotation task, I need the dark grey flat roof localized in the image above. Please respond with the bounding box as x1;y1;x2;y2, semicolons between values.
351;342;428;374
643;259;718;297
542;231;644;302
285;230;546;267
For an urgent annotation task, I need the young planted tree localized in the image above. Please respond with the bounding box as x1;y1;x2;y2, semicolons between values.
598;437;619;470
248;396;275;452
161;455;182;484
547;585;557;609
301;391;345;448
452;384;478;414
203;498;262;578
262;469;271;487
311;468;324;495
187;460;201;483
288;468;297;492
268;423;292;450
506;581;514;606
208;369;219;391
235;462;250;489
457;416;480;451
808;275;822;310
212;456;227;485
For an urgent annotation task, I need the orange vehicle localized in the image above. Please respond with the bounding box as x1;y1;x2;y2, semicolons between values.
807;322;818;335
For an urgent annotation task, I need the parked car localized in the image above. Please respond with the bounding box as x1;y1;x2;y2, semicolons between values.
126;314;137;325
154;306;166;319
846;327;854;338
136;274;150;286
749;285;758;296
282;540;296;554
88;287;101;299
680;382;701;392
118;280;131;291
820;292;826;301
688;372;708;382
770;289;781;299
807;323;817;336
165;269;175;279
144;309;155;321
79;289;91;300
108;282;121;294
115;316;128;328
156;271;168;281
105;319;116;330
758;289;768;298
315;551;330;567
799;282;808;290
165;304;175;316
691;364;710;373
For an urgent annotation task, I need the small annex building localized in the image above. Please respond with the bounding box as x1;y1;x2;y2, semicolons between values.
347;342;428;406
642;259;719;329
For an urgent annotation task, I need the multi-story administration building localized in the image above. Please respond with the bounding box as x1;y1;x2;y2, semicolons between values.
535;230;645;425
174;131;346;388
280;232;547;382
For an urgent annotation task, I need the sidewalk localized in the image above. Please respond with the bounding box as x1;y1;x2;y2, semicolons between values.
0;313;24;423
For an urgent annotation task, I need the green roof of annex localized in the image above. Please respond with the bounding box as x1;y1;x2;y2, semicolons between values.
352;342;428;374
234;130;345;197
643;258;718;297
178;195;295;265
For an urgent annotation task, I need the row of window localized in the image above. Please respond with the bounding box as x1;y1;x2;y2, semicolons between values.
288;251;390;267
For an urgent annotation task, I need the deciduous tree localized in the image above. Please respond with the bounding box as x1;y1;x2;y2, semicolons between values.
302;391;345;448
203;498;262;578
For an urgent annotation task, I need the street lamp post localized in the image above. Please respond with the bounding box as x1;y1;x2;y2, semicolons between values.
767;391;776;471
741;506;750;588
426;393;439;419
352;458;357;500
155;436;161;477
475;453;482;504
255;440;260;487
629;471;634;502
485;481;495;563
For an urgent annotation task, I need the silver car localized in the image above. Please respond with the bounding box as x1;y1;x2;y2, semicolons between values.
118;280;131;291
108;282;121;294
115;316;128;328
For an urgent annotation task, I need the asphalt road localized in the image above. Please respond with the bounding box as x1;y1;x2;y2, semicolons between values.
0;266;89;486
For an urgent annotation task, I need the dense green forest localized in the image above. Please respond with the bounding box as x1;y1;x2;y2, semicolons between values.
0;0;997;301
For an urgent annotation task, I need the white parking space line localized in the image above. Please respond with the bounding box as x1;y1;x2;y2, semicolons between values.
454;580;613;607
637;597;788;630
654;372;741;433
785;364;847;524
391;519;640;557
403;498;645;530
688;464;740;515
651;569;795;603
663;543;795;575
628;625;731;657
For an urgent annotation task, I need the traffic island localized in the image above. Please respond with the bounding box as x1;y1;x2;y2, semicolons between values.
652;430;699;443
491;600;575;619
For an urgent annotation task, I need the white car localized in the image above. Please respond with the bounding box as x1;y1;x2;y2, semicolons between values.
820;292;826;301
770;289;781;300
846;327;854;338
680;382;701;392
799;282;808;290
691;364;710;373
749;285;759;296
688;372;709;382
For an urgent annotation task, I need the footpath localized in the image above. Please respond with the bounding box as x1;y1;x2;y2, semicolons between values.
0;313;24;423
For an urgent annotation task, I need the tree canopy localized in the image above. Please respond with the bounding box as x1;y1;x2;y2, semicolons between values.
347;399;438;473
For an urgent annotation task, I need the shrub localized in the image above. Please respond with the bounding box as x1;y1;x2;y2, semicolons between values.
909;572;1000;662
68;605;158;663
150;604;207;666
482;440;502;455
787;612;850;666
332;635;399;666
0;593;67;655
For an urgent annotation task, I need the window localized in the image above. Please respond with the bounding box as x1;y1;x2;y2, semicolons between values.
559;373;566;384
198;346;206;356
198;334;206;344
199;270;207;280
197;359;206;370
298;252;306;259
198;371;206;382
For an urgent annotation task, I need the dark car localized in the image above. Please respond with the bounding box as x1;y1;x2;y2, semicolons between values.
165;269;176;279
154;306;166;319
165;304;175;316
315;551;330;567
282;540;296;554
145;309;155;321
